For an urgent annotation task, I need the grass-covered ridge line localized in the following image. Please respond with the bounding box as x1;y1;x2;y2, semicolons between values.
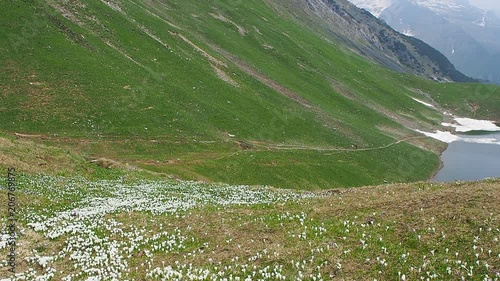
0;175;499;280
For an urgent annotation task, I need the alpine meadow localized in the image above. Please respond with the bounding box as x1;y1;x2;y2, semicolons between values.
0;0;499;280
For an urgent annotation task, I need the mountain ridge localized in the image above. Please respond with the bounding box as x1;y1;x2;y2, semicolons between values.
350;0;500;83
291;0;475;82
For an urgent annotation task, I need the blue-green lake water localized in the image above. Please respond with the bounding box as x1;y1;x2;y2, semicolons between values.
433;132;500;182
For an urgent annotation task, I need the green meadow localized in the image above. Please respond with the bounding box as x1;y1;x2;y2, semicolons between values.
0;0;498;189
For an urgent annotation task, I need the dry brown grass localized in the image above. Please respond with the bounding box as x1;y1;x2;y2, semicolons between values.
0;136;91;175
100;181;500;278
0;174;498;280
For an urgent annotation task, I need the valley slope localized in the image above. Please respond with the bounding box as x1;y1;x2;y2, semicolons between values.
0;0;499;189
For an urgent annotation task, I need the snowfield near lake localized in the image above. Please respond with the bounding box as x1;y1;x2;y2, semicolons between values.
442;118;500;133
416;130;460;143
417;130;500;145
417;117;500;145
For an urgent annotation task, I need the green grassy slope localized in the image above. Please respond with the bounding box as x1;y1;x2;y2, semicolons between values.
0;0;499;189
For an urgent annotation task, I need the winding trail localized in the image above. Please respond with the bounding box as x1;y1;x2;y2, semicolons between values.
247;136;427;153
210;136;428;161
10;130;428;164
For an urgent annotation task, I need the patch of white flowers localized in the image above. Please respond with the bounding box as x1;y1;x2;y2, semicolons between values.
0;176;498;280
0;175;317;280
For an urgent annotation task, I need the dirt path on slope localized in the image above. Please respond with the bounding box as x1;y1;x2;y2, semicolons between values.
167;136;429;163
246;136;427;153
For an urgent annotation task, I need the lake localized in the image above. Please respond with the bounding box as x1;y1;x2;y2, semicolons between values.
433;132;500;182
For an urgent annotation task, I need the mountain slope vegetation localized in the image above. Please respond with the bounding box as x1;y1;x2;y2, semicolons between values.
278;0;475;82
0;0;499;189
1;172;499;280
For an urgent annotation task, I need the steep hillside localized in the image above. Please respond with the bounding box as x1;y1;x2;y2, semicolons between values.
277;0;474;82
0;0;498;189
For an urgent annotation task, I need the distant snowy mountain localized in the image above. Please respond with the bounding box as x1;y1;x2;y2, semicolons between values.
415;0;471;13
349;0;500;83
348;0;393;16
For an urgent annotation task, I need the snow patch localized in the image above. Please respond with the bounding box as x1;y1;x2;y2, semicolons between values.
411;97;435;108
416;130;460;143
473;11;488;27
442;118;500;132
348;0;393;17
402;28;415;36
351;0;485;19
416;117;500;145
416;0;469;13
416;129;500;145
